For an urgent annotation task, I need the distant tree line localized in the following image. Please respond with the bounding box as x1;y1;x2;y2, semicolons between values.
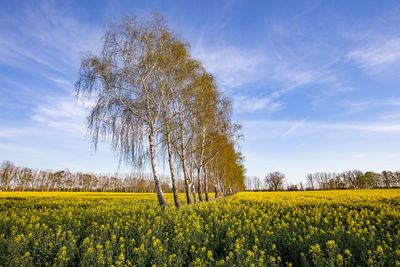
0;159;244;196
304;170;400;190
245;172;287;191
245;170;400;191
0;161;171;192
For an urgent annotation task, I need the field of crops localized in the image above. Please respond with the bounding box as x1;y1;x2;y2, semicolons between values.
1;190;399;266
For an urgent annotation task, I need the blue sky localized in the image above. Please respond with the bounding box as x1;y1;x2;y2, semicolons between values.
1;0;400;184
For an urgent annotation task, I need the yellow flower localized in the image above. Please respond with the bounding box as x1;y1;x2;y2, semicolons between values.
310;244;321;254
168;254;177;263
118;253;125;262
337;254;343;265
376;245;384;255
207;250;214;261
326;240;336;250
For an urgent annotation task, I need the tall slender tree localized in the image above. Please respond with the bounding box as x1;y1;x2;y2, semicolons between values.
75;14;189;207
156;35;194;208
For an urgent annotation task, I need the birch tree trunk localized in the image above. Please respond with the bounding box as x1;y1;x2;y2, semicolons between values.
190;137;198;204
149;131;168;207
197;166;203;201
204;165;209;201
166;130;181;208
196;127;206;201
191;182;198;203
178;110;193;205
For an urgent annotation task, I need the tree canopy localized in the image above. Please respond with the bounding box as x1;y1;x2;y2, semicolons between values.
75;14;245;207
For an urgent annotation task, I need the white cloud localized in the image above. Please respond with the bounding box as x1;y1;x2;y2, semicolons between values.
47;77;74;92
343;98;400;113
380;112;400;120
245;119;400;134
192;39;352;116
0;129;35;138
0;1;102;74
32;96;86;133
192;41;327;92
230;63;349;113
282;119;307;137
0;143;36;153
233;95;282;113
192;44;267;88
348;37;400;68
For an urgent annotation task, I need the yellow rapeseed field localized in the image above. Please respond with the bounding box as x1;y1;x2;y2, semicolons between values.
0;190;399;266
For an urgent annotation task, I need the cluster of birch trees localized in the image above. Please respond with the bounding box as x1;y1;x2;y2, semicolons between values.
75;14;245;208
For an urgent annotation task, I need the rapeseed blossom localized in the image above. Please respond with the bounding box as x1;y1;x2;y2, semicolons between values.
0;189;399;266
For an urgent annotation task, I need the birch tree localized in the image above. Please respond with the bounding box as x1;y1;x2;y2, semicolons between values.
157;36;193;208
75;14;187;207
169;59;203;205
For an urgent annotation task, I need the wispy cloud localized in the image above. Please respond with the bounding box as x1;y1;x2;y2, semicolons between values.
193;39;350;114
0;143;36;153
193;40;331;92
343;98;400;113
348;37;400;68
380;112;400;120
0;1;101;75
47;77;74;92
192;44;267;88
193;35;353;115
233;95;282;113
31;96;86;133
282;119;307;137
245;119;400;134
0;129;36;138
322;122;400;132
